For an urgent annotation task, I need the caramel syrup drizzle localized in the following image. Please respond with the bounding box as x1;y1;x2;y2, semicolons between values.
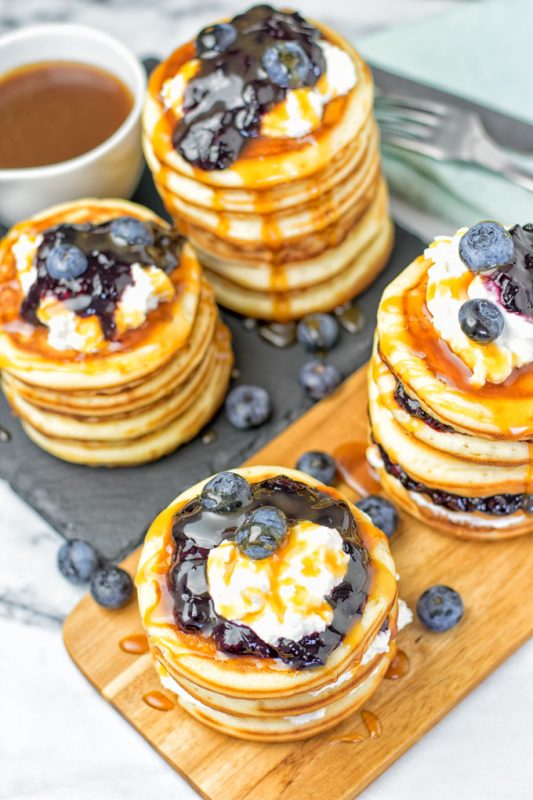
384;268;533;426
142;690;175;711
385;649;410;680
119;634;149;655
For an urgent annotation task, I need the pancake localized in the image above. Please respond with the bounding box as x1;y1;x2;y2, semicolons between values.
2;285;217;417
367;224;533;540
136;466;405;741
205;209;393;321
0;199;232;466
158;651;393;741
194;176;388;291
142;6;392;320
0;199;203;390
18;326;232;467
370;349;529;466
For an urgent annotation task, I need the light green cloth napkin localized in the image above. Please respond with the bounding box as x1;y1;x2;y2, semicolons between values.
359;0;533;228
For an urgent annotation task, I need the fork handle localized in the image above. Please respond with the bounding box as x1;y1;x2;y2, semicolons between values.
471;135;533;193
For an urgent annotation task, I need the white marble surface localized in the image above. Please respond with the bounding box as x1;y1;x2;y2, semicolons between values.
1;1;532;799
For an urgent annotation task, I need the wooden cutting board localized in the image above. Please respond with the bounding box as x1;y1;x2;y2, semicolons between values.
63;365;533;800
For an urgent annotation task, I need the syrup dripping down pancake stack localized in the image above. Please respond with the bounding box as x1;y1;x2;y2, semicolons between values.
0;199;232;466
142;5;393;321
136;466;410;742
367;222;533;540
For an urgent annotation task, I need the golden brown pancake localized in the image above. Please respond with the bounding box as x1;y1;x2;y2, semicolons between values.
137;466;402;741
367;230;533;540
0;198;232;466
142;9;392;320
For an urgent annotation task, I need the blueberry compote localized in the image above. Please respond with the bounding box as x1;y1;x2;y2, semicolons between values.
169;475;369;669
490;224;533;318
173;5;326;170
394;382;455;434
378;444;529;516
20;220;183;340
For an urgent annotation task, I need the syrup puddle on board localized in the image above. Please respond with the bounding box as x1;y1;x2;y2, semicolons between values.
362;709;382;738
385;649;410;680
258;321;296;348
201;430;217;445
334;302;365;334
331;731;366;744
334;441;381;496
0;427;11;443
330;709;382;744
143;691;175;711
119;634;149;655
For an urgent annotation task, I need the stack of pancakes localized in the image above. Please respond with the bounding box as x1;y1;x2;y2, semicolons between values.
0;199;232;467
136;466;399;742
142;22;393;320
367;250;533;540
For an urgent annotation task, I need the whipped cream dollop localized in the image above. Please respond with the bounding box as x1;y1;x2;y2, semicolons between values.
161;39;356;141
13;233;175;353
207;521;349;646
426;229;533;386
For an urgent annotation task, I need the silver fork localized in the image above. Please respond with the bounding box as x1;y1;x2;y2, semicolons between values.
374;91;533;193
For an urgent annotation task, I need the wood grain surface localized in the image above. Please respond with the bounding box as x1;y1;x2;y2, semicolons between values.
63;365;533;800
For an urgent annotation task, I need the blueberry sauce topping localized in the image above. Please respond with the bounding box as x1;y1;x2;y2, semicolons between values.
20;219;183;340
489;224;533;317
169;475;369;669
173;5;326;170
378;443;529;516
394;381;455;433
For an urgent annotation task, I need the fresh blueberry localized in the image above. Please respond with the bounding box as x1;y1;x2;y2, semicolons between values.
225;385;271;429
235;505;288;560
459;298;504;344
262;41;312;89
297;313;339;352
299;360;342;401
90;566;133;609
417;585;464;632
110;217;154;246
296;451;337;484
355;495;398;538
196;23;237;57
200;471;253;513
459;221;513;273
46;243;88;280
57;539;100;585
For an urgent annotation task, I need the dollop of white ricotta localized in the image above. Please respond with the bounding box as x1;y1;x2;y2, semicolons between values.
13;232;40;294
116;263;164;325
426;230;533;386
207;521;349;646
